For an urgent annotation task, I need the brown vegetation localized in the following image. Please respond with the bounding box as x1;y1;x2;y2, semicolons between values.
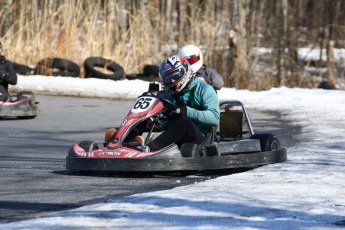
0;0;344;90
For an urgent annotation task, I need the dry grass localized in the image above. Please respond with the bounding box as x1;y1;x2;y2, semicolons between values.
2;1;185;71
1;1;230;74
0;0;342;90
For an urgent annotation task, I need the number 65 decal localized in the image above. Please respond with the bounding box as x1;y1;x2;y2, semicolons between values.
131;97;154;113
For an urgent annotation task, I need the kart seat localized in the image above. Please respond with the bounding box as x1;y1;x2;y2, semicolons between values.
219;110;243;139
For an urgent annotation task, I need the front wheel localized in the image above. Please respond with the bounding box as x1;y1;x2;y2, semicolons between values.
17;91;35;101
250;133;281;152
78;140;99;152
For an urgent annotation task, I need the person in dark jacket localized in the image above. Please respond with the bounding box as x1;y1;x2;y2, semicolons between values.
178;44;224;90
0;41;17;102
104;54;220;153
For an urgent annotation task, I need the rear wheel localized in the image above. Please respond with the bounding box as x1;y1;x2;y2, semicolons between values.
250;133;281;152
180;143;200;157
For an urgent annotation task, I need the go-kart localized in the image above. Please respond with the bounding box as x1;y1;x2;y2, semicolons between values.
0;91;39;119
66;84;287;174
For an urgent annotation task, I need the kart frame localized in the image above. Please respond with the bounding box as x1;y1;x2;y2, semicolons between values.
66;98;287;174
0;91;39;119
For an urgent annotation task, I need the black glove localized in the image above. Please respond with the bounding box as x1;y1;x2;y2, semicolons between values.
156;90;171;100
0;70;8;80
169;105;187;119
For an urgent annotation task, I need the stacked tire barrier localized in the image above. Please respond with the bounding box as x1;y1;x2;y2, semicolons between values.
84;57;124;81
12;62;34;75
126;64;159;81
34;58;80;77
11;56;159;82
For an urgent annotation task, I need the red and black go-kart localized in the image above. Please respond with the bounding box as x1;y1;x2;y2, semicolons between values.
66;85;287;173
0;91;39;119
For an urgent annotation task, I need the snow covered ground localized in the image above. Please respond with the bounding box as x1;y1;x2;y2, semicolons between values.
2;75;345;229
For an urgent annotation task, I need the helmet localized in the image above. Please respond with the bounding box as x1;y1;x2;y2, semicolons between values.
159;54;193;94
178;44;203;74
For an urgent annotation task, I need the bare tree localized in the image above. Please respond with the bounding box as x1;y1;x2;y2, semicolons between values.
276;0;288;86
325;0;339;89
229;0;252;89
1;0;345;90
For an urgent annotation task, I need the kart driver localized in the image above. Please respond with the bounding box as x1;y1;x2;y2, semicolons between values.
105;54;220;153
0;41;17;102
178;44;224;90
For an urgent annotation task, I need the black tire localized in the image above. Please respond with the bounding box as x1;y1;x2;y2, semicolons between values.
17;91;35;103
34;58;80;77
143;64;159;78
84;57;124;81
318;80;336;90
12;62;33;75
125;73;141;80
52;58;80;77
0;85;8;102
125;74;159;82
250;133;281;152
180;143;200;157
78;140;99;152
34;58;52;76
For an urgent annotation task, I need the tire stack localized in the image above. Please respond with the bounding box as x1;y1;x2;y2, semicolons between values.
12;56;131;82
12;62;34;75
84;57;125;81
34;58;80;77
126;64;159;81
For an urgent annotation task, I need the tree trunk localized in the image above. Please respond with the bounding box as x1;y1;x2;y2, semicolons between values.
276;0;288;86
326;40;336;88
325;0;338;89
229;0;250;89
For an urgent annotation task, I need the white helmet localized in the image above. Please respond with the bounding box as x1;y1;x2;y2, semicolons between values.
178;44;203;74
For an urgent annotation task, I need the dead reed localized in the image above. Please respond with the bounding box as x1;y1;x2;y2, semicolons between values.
1;0;344;90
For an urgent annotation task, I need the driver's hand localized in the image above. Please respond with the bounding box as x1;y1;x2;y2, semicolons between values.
168;105;187;119
0;70;8;80
156;90;171;100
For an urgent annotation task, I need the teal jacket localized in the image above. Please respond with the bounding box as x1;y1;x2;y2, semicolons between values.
159;77;220;135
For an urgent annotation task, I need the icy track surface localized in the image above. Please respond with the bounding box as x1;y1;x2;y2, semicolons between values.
3;76;345;229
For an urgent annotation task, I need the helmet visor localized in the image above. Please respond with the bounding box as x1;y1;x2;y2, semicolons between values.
165;83;179;92
186;55;200;65
162;66;187;89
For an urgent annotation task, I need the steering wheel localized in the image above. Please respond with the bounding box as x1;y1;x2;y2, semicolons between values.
160;97;176;109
